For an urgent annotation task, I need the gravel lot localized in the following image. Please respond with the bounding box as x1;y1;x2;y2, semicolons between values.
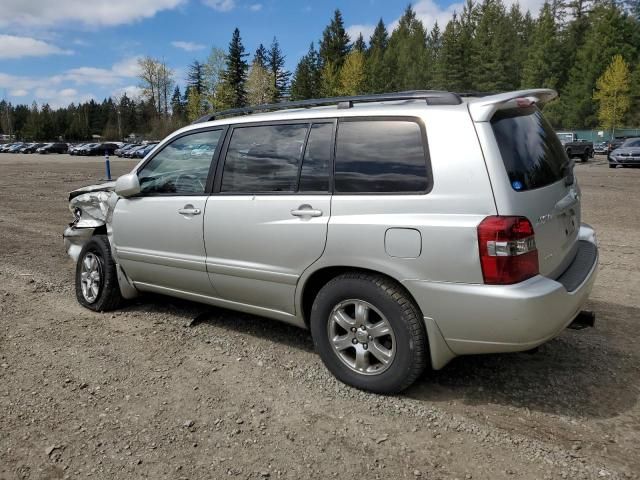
0;153;638;480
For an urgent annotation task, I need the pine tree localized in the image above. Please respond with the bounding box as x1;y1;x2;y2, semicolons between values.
319;9;351;68
219;28;249;109
254;44;267;68
171;86;185;121
426;22;442;87
593;54;631;135
290;43;321;100
186;88;204;122
320;62;341;97
383;5;429;91
470;0;518;92
338;50;366;95
521;3;563;90
434;14;467;91
187;60;205;95
267;37;290;101
353;33;367;53
365;18;389;93
561;4;638;128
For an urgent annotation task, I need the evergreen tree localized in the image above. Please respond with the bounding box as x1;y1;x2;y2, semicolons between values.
426;22;442;87
219;28;249;109
353;33;367;53
267;37;290;101
290;43;321;100
561;4;638;128
470;0;518;92
171;86;186;121
593;54;631;135
320;9;351;68
383;5;429;91
187;60;205;95
254;43;268;68
365;18;389;93
521;3;563;90
434;14;467;91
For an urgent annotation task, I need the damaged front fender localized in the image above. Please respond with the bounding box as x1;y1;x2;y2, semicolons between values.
63;181;138;299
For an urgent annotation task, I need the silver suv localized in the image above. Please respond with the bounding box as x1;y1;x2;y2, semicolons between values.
64;90;599;393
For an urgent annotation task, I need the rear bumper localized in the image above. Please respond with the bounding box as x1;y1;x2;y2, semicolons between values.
404;224;598;359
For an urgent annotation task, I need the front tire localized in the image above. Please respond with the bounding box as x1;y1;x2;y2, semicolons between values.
310;272;427;394
75;235;123;311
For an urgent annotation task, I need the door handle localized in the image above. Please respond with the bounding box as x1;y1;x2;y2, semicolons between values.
290;205;323;218
178;207;201;215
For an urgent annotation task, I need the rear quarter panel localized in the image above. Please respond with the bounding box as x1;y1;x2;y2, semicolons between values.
309;106;497;286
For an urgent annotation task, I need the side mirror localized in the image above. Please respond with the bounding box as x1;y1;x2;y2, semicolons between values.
115;172;141;197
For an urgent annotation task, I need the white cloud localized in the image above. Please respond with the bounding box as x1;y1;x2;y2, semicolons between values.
171;40;206;52
249;3;262;11
0;34;72;59
202;0;235;12
112;85;144;100
0;0;185;28
346;24;376;43
10;88;29;97
0;56;143;108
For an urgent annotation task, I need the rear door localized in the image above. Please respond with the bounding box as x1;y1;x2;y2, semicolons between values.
481;106;579;277
203;120;334;315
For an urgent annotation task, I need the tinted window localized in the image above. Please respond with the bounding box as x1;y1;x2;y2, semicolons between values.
334;120;428;193
222;124;308;193
299;123;332;192
491;107;569;191
622;139;640;148
138;130;222;195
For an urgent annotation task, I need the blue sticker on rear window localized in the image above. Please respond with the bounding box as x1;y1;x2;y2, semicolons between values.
512;180;523;190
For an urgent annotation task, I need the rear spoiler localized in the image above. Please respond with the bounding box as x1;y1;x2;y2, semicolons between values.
467;89;557;122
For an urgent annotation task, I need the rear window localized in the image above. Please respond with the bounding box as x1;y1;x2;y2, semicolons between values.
491;107;569;191
334;119;429;193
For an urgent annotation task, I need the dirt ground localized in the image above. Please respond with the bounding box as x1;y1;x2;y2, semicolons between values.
0;153;638;480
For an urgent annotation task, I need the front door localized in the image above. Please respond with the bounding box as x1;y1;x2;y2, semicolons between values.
112;128;224;295
204;121;335;314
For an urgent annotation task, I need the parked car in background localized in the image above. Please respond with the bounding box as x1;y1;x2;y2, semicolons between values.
69;144;91;155
37;142;69;154
114;144;137;157
82;143;120;156
556;132;593;162
122;145;147;158
7;143;26;153
607;137;627;154
608;137;640;168
64;89;598;394
20;143;46;153
133;142;158;158
594;142;608;155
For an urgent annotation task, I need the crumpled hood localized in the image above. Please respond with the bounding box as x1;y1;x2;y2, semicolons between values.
68;181;118;227
68;181;116;201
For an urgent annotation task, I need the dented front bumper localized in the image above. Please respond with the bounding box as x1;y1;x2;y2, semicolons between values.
63;225;95;262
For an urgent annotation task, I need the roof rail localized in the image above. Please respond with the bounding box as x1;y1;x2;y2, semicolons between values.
192;90;462;124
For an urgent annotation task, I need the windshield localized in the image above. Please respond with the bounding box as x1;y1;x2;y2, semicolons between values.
556;133;573;142
491;106;570;192
622;138;640;148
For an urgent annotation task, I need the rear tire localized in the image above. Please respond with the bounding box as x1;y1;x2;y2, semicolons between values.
75;235;123;312
310;272;427;394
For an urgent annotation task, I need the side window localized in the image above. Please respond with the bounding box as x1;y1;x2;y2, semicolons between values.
221;124;308;193
334;120;429;193
138;130;222;195
299;123;332;192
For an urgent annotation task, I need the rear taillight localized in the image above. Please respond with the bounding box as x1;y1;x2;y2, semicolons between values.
477;216;539;285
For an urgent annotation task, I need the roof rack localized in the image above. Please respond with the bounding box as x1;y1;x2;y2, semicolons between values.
192;90;462;124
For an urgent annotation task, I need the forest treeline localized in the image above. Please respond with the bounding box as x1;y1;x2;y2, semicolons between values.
1;0;638;141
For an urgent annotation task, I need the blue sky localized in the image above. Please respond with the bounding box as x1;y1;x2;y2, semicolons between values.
0;0;542;108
